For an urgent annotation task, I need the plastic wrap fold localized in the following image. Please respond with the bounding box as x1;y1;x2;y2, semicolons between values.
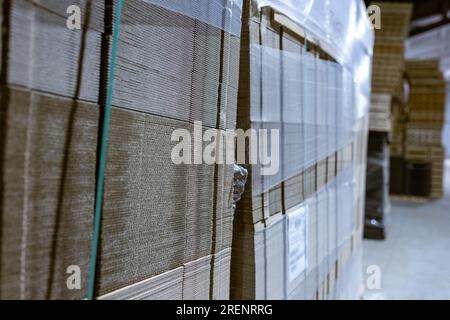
233;164;249;209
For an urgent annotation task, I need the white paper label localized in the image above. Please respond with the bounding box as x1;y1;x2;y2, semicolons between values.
288;203;308;282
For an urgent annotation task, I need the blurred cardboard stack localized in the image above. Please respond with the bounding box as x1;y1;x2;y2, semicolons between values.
369;94;392;133
402;60;446;198
389;60;446;199
406;60;446;125
365;2;412;239
230;0;371;299
369;1;413;156
0;0;242;300
370;1;413;96
368;1;413;132
96;0;242;300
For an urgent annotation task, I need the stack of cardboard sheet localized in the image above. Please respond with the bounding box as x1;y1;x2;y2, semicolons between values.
0;0;104;299
1;0;242;300
390;81;407;157
402;60;446;198
0;87;98;299
110;0;241;130
407;60;446;198
366;2;411;237
368;2;413;134
98;0;242;299
370;2;413;96
3;0;104;101
369;94;392;132
406;60;446;129
230;0;370;300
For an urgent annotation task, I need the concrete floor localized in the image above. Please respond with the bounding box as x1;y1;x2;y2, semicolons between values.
363;159;450;300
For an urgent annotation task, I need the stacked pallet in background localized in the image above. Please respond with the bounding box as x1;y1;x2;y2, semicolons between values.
368;1;413;154
370;1;413;96
365;2;412;239
405;23;450;159
230;0;372;299
369;94;392;133
1;0;242;299
407;60;446;125
389;60;446;200
403;60;446;198
368;1;413;133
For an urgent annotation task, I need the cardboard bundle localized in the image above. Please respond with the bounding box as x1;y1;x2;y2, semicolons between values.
230;0;369;300
0;87;98;299
369;94;392;132
388;60;446;199
370;2;413;95
405;60;446;198
110;0;241;129
97;247;233;300
98;0;242;298
406;60;446;125
1;0;242;299
99;266;185;300
99;110;216;296
0;86;238;299
0;0;103;299
406;123;442;145
3;0;104;103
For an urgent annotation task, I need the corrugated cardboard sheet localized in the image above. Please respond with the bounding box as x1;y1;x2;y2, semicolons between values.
1;0;241;299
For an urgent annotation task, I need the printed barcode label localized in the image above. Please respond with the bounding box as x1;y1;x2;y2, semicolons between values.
288;204;308;282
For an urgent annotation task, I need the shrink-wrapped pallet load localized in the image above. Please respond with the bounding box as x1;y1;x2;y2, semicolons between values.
230;0;373;300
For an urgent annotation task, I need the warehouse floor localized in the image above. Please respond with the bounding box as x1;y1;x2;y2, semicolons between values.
363;159;450;300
